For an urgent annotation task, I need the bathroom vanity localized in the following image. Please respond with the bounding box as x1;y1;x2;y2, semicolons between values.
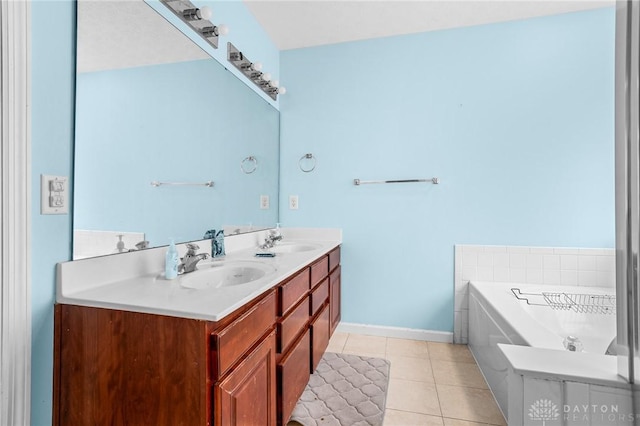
52;229;341;426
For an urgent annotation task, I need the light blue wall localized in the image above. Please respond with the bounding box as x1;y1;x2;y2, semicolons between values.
75;59;279;247
31;1;75;424
30;0;276;423
279;8;615;332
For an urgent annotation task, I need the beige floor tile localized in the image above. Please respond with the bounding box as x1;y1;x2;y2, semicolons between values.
343;334;387;355
328;331;348;349
384;409;444;426
387;355;434;382
427;342;476;363
327;332;348;353
386;379;442;416
387;337;430;358
431;359;488;389
443;418;503;426
437;384;506;426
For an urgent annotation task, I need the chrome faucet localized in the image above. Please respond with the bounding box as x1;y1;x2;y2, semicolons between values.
179;243;210;274
259;228;283;250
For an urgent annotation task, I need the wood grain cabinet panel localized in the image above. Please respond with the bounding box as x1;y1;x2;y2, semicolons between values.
310;278;329;317
278;329;311;425
329;265;341;336
212;290;276;378
55;305;208;426
278;269;310;316
278;296;310;354
329;246;341;272
215;331;277;426
311;304;330;372
310;256;329;288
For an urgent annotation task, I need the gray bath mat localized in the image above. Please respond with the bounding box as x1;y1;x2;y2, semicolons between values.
289;352;390;426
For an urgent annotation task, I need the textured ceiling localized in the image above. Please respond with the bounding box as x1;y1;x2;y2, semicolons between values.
77;0;209;73
243;0;614;51
78;0;614;71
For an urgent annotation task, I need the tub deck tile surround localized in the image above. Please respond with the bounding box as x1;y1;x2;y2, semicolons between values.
325;332;507;426
453;244;615;343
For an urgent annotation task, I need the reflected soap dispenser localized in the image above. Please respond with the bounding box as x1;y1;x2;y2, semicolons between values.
165;239;179;280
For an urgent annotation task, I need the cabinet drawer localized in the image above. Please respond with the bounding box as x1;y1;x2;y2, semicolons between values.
311;304;330;372
329;246;341;272
278;296;309;354
212;291;276;378
310;278;329;317
279;269;309;316
278;328;311;425
310;256;329;289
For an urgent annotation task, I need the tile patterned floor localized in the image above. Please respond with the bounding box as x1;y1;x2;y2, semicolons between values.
326;332;506;426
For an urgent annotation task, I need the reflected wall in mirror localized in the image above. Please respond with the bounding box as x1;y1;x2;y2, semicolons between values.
74;0;279;259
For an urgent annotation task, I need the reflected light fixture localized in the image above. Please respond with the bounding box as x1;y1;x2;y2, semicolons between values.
182;5;212;21
227;42;286;101
161;0;229;49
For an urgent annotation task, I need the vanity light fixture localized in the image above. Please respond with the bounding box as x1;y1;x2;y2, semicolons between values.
182;5;212;21
227;42;286;101
161;0;229;49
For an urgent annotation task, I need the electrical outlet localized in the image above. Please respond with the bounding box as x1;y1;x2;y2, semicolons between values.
260;195;269;209
41;175;69;215
289;195;299;210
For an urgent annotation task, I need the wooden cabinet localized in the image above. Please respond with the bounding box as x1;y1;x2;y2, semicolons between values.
53;245;342;426
215;331;277;426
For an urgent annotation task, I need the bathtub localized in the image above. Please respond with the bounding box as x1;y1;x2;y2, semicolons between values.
468;281;617;419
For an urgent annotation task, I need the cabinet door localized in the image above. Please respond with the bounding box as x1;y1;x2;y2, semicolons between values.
215;331;277;426
311;304;330;372
278;329;311;425
329;265;341;335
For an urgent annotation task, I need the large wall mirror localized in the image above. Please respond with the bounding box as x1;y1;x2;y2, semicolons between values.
73;0;280;259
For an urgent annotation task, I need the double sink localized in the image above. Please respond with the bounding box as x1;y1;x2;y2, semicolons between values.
57;229;342;321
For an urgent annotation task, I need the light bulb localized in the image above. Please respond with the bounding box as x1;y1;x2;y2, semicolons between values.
262;72;272;82
217;24;229;36
252;62;263;72
278;86;287;95
198;6;212;20
271;80;280;88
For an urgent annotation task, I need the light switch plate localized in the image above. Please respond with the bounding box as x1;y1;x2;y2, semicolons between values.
41;174;69;215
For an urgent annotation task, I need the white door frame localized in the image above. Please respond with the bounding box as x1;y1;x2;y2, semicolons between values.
0;0;32;424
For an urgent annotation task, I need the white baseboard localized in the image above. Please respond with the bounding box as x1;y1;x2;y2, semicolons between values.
336;322;453;343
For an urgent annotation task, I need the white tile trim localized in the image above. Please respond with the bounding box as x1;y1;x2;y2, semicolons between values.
453;244;615;343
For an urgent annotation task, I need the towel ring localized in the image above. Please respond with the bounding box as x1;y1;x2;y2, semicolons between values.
298;153;316;173
241;156;258;174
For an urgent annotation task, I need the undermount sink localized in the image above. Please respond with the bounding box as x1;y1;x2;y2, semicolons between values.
269;242;320;254
180;262;275;290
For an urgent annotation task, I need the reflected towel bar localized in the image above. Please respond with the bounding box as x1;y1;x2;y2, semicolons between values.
151;181;214;187
353;178;440;185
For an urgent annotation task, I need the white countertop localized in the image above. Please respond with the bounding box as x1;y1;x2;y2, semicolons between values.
57;228;342;321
